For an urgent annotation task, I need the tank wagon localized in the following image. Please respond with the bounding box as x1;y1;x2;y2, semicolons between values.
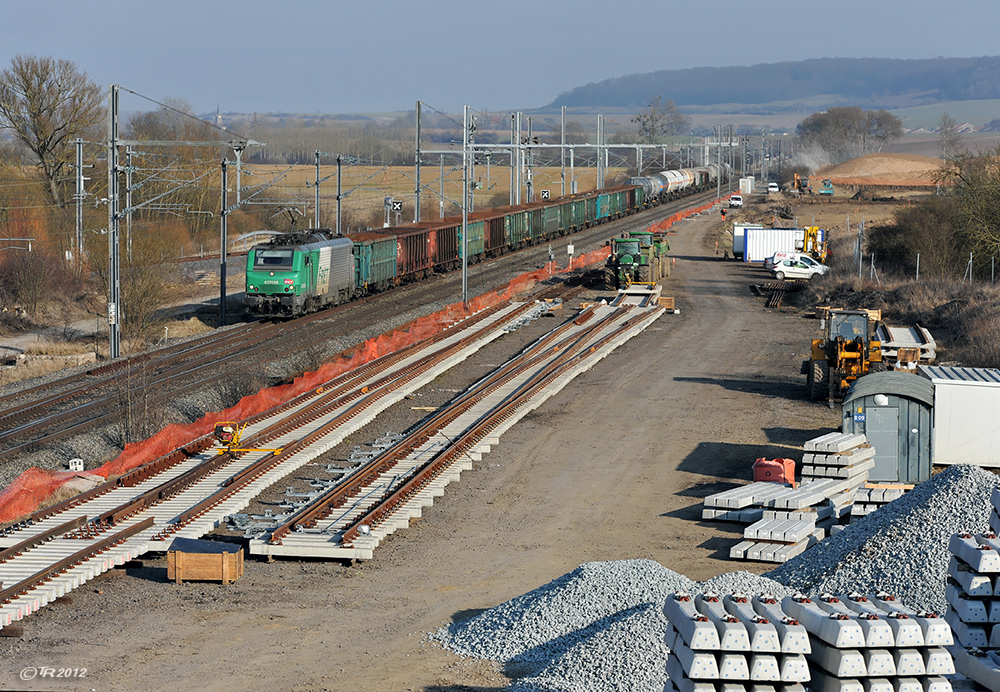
245;170;726;316
628;164;731;205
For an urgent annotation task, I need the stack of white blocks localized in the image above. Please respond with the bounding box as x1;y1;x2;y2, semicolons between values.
800;433;874;528
947;487;1000;689
663;590;811;692
782;592;954;692
851;486;906;520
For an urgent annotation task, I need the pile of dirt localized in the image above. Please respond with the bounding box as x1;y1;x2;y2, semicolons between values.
816;153;941;185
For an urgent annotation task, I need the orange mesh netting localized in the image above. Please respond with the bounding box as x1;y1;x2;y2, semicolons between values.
649;198;721;233
0;247;612;523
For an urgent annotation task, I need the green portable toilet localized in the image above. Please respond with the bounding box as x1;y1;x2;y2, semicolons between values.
841;372;934;484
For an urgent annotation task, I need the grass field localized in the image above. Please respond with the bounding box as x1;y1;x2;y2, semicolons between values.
251;164;629;229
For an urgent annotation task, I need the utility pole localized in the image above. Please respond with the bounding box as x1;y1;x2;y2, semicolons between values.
414;100;422;222
525;116;533;203
461;105;469;305
314;150;321;227
220;159;229;325
74;138;85;274
510;114;516;206
440;155;446;218
336;154;343;236
125;146;133;261
107;84;122;359
560;105;566;197
716;125;722;200
597;115;605;190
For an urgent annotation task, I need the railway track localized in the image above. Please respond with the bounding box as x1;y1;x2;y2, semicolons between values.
0;273;666;629
0;191;715;467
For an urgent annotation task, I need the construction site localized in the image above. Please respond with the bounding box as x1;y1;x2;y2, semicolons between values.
0;159;999;692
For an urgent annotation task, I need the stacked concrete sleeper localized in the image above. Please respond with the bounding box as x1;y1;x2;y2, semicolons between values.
663;590;954;692
946;486;1000;689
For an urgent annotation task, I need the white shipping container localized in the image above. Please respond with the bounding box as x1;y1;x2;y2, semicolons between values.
744;228;813;263
919;366;1000;468
739;177;755;195
731;224;763;258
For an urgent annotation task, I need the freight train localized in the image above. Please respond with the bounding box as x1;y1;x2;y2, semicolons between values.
244;165;729;316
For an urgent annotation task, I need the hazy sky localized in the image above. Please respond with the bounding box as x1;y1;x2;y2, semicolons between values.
3;0;999;116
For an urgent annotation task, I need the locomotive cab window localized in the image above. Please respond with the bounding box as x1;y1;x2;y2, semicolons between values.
254;248;295;268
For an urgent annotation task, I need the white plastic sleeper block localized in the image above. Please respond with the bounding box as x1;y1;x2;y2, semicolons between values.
864;594;952;646
889;680;922;692
948;556;994;596
952;647;1000;692
944;608;988;648
705;483;773;509
694;594;752;652
669;641;720;681
824;433;867;453
664;593;721;651
990;622;1000;648
991;485;1000;516
861;648;896;677
807;669;865;692
991;511;1000;536
665;654;717;692
892;648;926;676
949;533;1000;573
751;596;811;654
718;652;751;680
777;653;810;683
988;598;1000;623
781;596;866;648
807;643;867;677
975;532;1000;556
921;648;955;676
723;595;781;653
747;654;780;682
859;680;893;692
945;583;988;623
918;677;953;692
779;685;806;692
814;595;895;648
830;445;877;465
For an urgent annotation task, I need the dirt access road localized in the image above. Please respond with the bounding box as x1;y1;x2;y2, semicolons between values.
0;206;840;692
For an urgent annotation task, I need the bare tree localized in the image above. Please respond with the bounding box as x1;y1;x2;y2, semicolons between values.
938;113;963;160
0;55;104;207
797;107;903;164
631;96;690;144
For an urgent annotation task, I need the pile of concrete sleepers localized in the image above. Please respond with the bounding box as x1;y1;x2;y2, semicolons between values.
799;432;874;526
783;592;954;691
947;487;1000;689
851;486;907;521
702;433;873;563
663;591;953;691
663;591;811;692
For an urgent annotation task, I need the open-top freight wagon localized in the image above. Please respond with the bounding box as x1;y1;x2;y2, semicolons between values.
245;166;727;316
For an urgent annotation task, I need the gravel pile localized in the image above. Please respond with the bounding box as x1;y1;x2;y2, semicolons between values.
432;560;693;667
696;570;796;600
508;602;668;692
767;463;999;613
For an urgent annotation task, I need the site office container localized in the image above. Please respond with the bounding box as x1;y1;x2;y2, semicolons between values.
742;227;823;263
346;231;397;293
918;365;1000;469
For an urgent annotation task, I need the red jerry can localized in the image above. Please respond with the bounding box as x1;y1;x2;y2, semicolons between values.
752;458;796;487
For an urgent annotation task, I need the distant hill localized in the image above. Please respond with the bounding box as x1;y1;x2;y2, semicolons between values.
547;56;1000;112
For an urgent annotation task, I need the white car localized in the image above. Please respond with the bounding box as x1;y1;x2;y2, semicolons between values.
767;182;780;194
729;195;743;208
764;251;822;271
771;258;829;281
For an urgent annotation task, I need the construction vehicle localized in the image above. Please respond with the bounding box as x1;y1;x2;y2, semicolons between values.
818;179;834;196
213;421;283;456
603;234;662;289
792;173;811;195
803;310;884;405
630;229;671;277
801;226;828;262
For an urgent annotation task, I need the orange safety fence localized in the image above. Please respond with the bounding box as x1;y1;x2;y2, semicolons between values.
649;197;727;233
0;247;612;524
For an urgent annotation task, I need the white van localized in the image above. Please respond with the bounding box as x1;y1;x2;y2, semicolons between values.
767;182;780;194
729;194;743;208
764;251;823;271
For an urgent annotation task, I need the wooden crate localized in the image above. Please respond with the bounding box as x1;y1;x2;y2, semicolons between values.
167;538;243;585
658;296;676;310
